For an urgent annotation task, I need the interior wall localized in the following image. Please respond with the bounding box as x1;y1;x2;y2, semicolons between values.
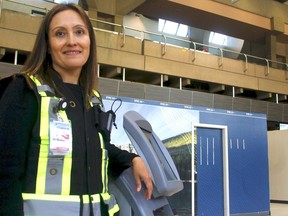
268;130;288;201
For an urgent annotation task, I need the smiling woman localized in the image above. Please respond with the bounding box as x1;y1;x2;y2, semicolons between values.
0;3;153;216
48;9;91;84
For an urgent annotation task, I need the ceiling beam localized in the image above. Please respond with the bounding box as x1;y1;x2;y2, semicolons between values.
104;66;122;78
116;0;146;15
209;83;225;93
257;92;272;100
224;86;244;96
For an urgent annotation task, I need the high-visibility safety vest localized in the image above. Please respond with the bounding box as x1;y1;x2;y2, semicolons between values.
23;75;119;216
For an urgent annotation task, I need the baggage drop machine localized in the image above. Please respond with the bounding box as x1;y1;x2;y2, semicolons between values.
109;110;183;216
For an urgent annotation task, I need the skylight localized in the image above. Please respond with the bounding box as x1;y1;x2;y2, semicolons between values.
158;19;189;37
54;0;79;4
209;32;227;46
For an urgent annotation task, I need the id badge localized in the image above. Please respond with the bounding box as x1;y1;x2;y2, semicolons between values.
50;120;72;155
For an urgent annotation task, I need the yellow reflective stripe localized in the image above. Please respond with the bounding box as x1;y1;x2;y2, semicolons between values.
98;132;104;149
29;75;47;97
93;90;100;97
104;150;109;193
99;133;108;193
90;194;101;203
36;97;50;194
61;154;72;195
29;75;41;86
22;193;101;203
101;193;110;201
109;205;120;216
92;90;101;101
92;89;102;107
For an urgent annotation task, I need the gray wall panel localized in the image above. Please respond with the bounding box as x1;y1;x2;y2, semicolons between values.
213;94;233;110
99;78;119;96
118;81;145;99
283;104;288;123
144;85;170;102
192;91;213;108
97;79;288;123
267;102;283;122
0;62;22;78
232;97;251;112
251;99;268;115
169;88;192;105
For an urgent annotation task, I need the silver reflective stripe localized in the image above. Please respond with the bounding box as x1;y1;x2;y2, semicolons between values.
24;199;80;216
23;194;102;216
36;84;55;95
45;156;64;194
24;200;102;216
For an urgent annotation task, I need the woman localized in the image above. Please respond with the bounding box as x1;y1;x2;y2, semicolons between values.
0;3;152;216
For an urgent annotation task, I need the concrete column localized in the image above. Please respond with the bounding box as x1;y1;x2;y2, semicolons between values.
266;34;277;66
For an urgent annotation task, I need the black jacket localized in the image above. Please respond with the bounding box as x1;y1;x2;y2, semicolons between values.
0;74;137;215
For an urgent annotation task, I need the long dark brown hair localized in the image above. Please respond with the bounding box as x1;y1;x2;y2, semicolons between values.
22;3;98;107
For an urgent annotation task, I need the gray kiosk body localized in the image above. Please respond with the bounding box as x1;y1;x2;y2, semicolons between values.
109;110;183;216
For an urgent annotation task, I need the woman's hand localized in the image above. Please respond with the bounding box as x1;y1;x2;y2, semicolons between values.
131;157;153;200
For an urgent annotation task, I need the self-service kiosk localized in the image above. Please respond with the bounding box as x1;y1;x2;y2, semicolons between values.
109;110;183;216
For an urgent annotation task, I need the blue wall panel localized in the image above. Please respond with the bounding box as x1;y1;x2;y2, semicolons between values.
199;112;270;215
103;96;270;215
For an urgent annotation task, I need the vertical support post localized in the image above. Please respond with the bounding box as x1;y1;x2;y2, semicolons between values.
162;35;167;56
14;50;18;65
243;54;248;72
218;48;223;68
265;59;269;76
121;26;126;47
97;64;100;77
122;67;126;82
191;42;196;62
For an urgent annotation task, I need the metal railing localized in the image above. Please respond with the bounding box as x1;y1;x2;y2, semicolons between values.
93;19;288;78
1;0;288;79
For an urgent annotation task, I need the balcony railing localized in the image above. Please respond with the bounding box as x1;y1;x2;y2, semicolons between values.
1;0;287;78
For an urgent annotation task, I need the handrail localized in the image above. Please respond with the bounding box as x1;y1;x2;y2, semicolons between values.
97;20;288;75
161;34;167;56
265;59;269;76
121;26;126;47
1;0;288;75
191;41;196;62
86;18;288;75
285;64;288;80
218;48;223;68
243;54;248;72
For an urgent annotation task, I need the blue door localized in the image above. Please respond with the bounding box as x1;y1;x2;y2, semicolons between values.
196;127;224;216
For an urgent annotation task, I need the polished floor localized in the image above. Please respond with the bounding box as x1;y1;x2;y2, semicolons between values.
270;203;288;216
